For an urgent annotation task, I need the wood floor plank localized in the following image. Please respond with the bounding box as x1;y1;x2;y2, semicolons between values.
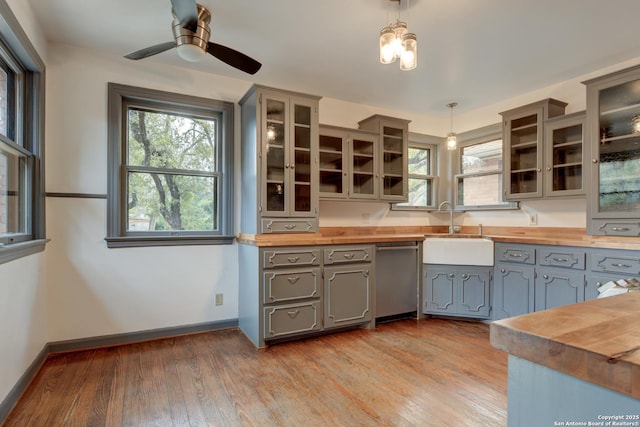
2;318;507;426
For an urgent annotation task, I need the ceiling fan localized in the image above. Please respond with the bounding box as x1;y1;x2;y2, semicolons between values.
124;0;262;75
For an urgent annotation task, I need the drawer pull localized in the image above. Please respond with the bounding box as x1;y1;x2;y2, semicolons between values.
287;256;300;263
500;268;506;273
612;263;631;268
287;310;300;318
611;227;630;232
284;224;297;230
343;253;355;260
287;276;300;284
553;257;569;262
509;253;523;258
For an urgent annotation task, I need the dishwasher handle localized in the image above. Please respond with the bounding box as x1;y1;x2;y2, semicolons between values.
376;244;419;252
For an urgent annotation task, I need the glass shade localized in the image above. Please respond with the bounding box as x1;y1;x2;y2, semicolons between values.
447;132;457;150
392;21;407;59
379;26;396;64
400;33;417;71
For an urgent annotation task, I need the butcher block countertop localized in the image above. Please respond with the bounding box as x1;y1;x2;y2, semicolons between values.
491;292;640;399
237;225;640;250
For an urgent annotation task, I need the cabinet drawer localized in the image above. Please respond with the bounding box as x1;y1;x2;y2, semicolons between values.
495;244;535;264
589;253;640;275
590;220;640;237
263;268;321;303
323;246;373;265
264;301;322;339
261;218;319;234
538;248;585;270
263;249;320;268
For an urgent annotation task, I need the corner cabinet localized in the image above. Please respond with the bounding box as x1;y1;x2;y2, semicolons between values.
501;99;567;200
584;65;640;236
423;265;492;319
358;115;410;202
318;125;379;199
239;85;320;234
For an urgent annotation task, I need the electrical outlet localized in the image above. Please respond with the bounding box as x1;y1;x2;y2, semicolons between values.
528;213;537;226
215;293;223;306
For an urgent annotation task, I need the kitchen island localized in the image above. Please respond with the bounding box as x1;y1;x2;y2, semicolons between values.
491;292;640;426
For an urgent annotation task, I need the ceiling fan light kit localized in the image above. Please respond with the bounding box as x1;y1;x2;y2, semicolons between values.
379;0;417;70
124;0;261;75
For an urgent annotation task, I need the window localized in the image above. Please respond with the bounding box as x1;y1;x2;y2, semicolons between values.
106;83;234;248
454;124;517;210
0;3;46;265
394;133;439;210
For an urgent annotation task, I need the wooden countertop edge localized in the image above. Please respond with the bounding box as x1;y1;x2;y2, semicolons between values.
490;293;640;400
237;226;640;249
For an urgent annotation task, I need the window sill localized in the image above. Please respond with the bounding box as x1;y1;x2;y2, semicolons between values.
0;239;49;265
105;235;235;248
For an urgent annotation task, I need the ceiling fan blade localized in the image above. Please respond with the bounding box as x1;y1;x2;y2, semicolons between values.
206;42;262;75
124;42;176;60
171;0;199;32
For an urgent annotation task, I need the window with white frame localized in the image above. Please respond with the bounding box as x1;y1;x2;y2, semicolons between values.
0;3;46;265
106;83;234;248
394;135;438;209
454;124;517;210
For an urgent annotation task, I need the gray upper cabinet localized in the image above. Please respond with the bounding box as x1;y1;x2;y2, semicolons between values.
584;65;640;236
501;99;567;200
318;125;379;200
358;115;410;202
240;85;321;234
543;111;586;197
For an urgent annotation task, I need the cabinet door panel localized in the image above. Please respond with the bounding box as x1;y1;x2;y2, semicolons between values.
324;265;372;328
262;95;289;216
493;264;535;320
459;270;491;318
264;301;322;339
535;268;585;311
424;270;456;314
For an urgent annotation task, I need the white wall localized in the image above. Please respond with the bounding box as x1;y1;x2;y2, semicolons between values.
0;0;48;408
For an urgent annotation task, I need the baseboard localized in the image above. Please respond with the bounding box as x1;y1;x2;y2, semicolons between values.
0;344;49;424
0;318;238;424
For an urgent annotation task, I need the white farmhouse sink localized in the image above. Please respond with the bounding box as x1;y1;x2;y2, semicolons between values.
423;237;494;266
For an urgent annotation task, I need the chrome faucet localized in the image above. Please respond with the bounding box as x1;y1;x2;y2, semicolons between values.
438;200;455;235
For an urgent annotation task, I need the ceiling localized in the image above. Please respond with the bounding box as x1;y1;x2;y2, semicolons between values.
26;0;640;118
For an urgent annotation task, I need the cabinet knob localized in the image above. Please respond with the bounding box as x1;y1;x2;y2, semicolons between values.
592;158;598;164
291;163;295;169
543;274;549;279
448;273;455;278
285;163;290;168
546;167;551;171
536;168;541;173
462;274;469;280
500;268;506;273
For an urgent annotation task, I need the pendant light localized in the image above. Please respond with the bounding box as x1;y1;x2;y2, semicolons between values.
379;0;417;71
446;102;458;151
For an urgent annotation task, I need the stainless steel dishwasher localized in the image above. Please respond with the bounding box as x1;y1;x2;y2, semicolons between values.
375;241;420;321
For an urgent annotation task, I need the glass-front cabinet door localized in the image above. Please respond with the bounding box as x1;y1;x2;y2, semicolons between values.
264;96;287;214
585;65;640;236
350;133;378;198
381;125;406;199
261;95;318;217
544;112;585;197
501;99;567;201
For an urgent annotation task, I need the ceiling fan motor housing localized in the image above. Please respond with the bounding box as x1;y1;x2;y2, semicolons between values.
172;4;211;54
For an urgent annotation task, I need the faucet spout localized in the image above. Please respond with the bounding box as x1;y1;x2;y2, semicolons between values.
437;201;455;235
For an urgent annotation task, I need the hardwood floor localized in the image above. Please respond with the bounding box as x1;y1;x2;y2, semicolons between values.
3;318;507;427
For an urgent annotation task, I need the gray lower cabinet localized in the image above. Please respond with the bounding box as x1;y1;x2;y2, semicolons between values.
494;263;535;319
534;267;585;311
239;243;374;347
423;265;492;318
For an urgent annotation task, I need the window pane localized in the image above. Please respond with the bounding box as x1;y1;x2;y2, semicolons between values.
408;147;429;175
127;108;217;172
457;173;504;206
127;172;217;232
397;177;432;207
0;147;25;238
461;139;502;174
